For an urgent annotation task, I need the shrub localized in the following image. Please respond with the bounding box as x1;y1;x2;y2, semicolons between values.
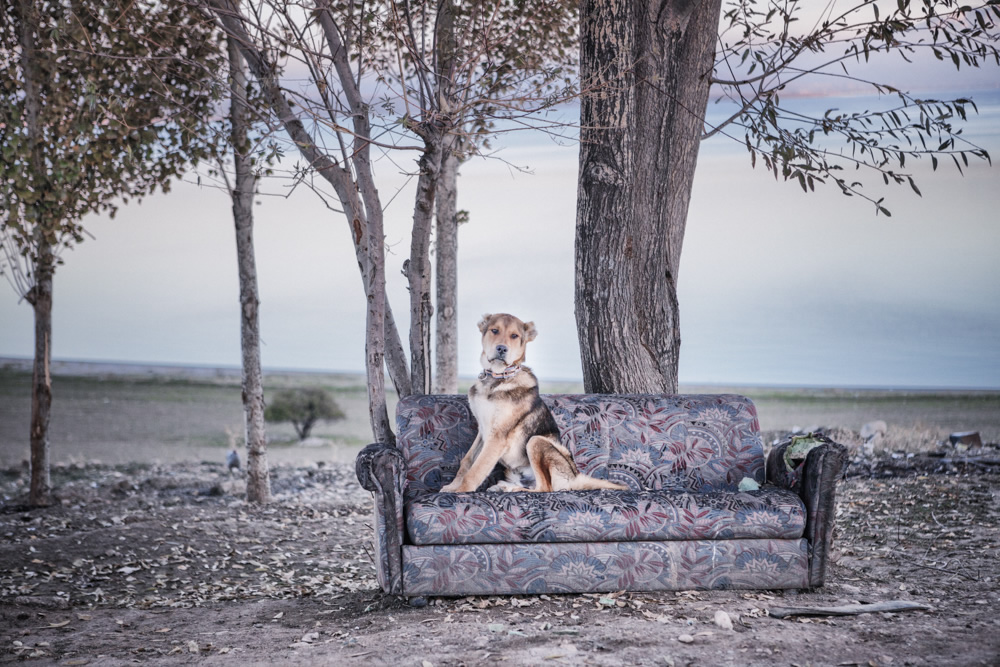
264;388;345;440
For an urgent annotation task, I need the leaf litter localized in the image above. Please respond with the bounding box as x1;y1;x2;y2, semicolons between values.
0;449;998;665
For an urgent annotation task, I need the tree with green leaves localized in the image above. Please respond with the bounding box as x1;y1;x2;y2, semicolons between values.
0;0;224;505
575;0;998;394
264;388;345;441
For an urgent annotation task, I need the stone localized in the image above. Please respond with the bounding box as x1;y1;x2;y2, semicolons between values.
714;610;734;630
861;421;888;441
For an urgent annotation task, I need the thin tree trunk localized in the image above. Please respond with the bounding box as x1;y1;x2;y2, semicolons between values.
356;110;395;447
28;249;53;506
432;1;460;395
19;0;52;506
228;35;270;503
433;146;460;394
210;0;398;445
209;0;411;407
408;137;442;396
575;0;721;394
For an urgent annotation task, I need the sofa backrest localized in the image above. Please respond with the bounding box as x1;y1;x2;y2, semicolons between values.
396;393;765;497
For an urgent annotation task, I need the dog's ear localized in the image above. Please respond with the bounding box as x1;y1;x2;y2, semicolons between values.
477;313;493;333
522;321;537;342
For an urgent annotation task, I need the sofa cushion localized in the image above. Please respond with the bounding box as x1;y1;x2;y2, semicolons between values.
405;486;805;546
397;393;766;498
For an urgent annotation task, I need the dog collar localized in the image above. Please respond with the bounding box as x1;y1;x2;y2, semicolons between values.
481;364;522;380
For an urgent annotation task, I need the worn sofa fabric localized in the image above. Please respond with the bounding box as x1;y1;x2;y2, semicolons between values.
356;393;846;597
405;487;807;545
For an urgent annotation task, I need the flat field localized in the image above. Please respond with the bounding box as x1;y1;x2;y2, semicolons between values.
1;359;998;468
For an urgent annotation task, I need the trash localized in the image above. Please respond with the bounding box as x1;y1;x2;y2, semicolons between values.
949;431;982;449
738;477;760;492
783;434;828;471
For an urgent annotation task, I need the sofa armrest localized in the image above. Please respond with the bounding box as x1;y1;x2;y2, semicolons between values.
766;435;848;588
355;443;406;595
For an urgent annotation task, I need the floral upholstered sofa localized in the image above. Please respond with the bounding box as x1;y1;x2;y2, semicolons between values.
355;393;846;598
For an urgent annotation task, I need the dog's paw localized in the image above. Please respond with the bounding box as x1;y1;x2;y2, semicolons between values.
488;481;517;492
440;481;460;493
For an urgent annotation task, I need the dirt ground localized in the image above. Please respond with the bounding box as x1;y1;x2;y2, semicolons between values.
2;363;999;665
1;450;998;666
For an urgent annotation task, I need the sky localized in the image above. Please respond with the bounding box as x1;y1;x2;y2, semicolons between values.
2;19;999;389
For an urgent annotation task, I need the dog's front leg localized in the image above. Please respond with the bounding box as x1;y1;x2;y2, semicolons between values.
440;434;502;493
440;433;482;492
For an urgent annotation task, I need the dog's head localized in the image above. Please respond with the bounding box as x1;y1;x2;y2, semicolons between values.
477;313;537;372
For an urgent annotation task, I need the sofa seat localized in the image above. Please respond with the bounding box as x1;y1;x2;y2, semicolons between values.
405;486;806;546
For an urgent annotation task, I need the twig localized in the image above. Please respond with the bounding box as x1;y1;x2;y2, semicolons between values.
908;563;980;582
769;600;932;619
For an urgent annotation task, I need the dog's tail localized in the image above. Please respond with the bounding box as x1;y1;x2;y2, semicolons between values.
570;474;629;491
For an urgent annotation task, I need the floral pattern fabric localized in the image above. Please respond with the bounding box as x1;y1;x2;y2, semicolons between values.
406;486;806;546
396;393;766;498
356;393;845;596
401;538;810;596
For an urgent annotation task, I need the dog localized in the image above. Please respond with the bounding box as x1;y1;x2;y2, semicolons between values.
440;313;627;493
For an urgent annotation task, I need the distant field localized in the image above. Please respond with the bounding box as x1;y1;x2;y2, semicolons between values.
1;359;997;467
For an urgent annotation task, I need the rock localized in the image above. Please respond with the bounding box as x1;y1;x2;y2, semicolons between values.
861;421;888;441
949;431;982;448
714;610;734;631
203;479;246;497
677;634;694;644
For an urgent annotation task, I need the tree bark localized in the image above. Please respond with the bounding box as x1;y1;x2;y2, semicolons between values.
431;1;460;395
575;0;721;394
433;146;460;394
18;0;52;506
209;0;398;445
227;35;271;504
408;136;442;396
28;250;53;507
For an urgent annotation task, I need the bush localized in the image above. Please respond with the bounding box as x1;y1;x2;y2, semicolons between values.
264;388;345;441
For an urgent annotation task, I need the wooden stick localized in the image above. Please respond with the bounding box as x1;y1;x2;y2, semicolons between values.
769;601;932;619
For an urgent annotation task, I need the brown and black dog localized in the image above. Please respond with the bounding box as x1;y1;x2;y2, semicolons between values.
440;313;627;493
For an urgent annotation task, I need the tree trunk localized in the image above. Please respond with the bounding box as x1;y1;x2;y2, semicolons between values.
210;0;410;407
18;0;52;506
228;35;271;504
575;0;721;394
210;0;398;445
433;146;460;394
407;135;442;396
28;249;53;506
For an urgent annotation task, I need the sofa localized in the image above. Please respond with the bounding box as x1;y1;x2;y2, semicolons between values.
356;393;846;598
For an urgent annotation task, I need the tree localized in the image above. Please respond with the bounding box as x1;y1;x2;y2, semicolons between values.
264;388;345;441
420;1;579;394
225;33;271;503
575;0;998;394
0;0;224;505
201;0;579;445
